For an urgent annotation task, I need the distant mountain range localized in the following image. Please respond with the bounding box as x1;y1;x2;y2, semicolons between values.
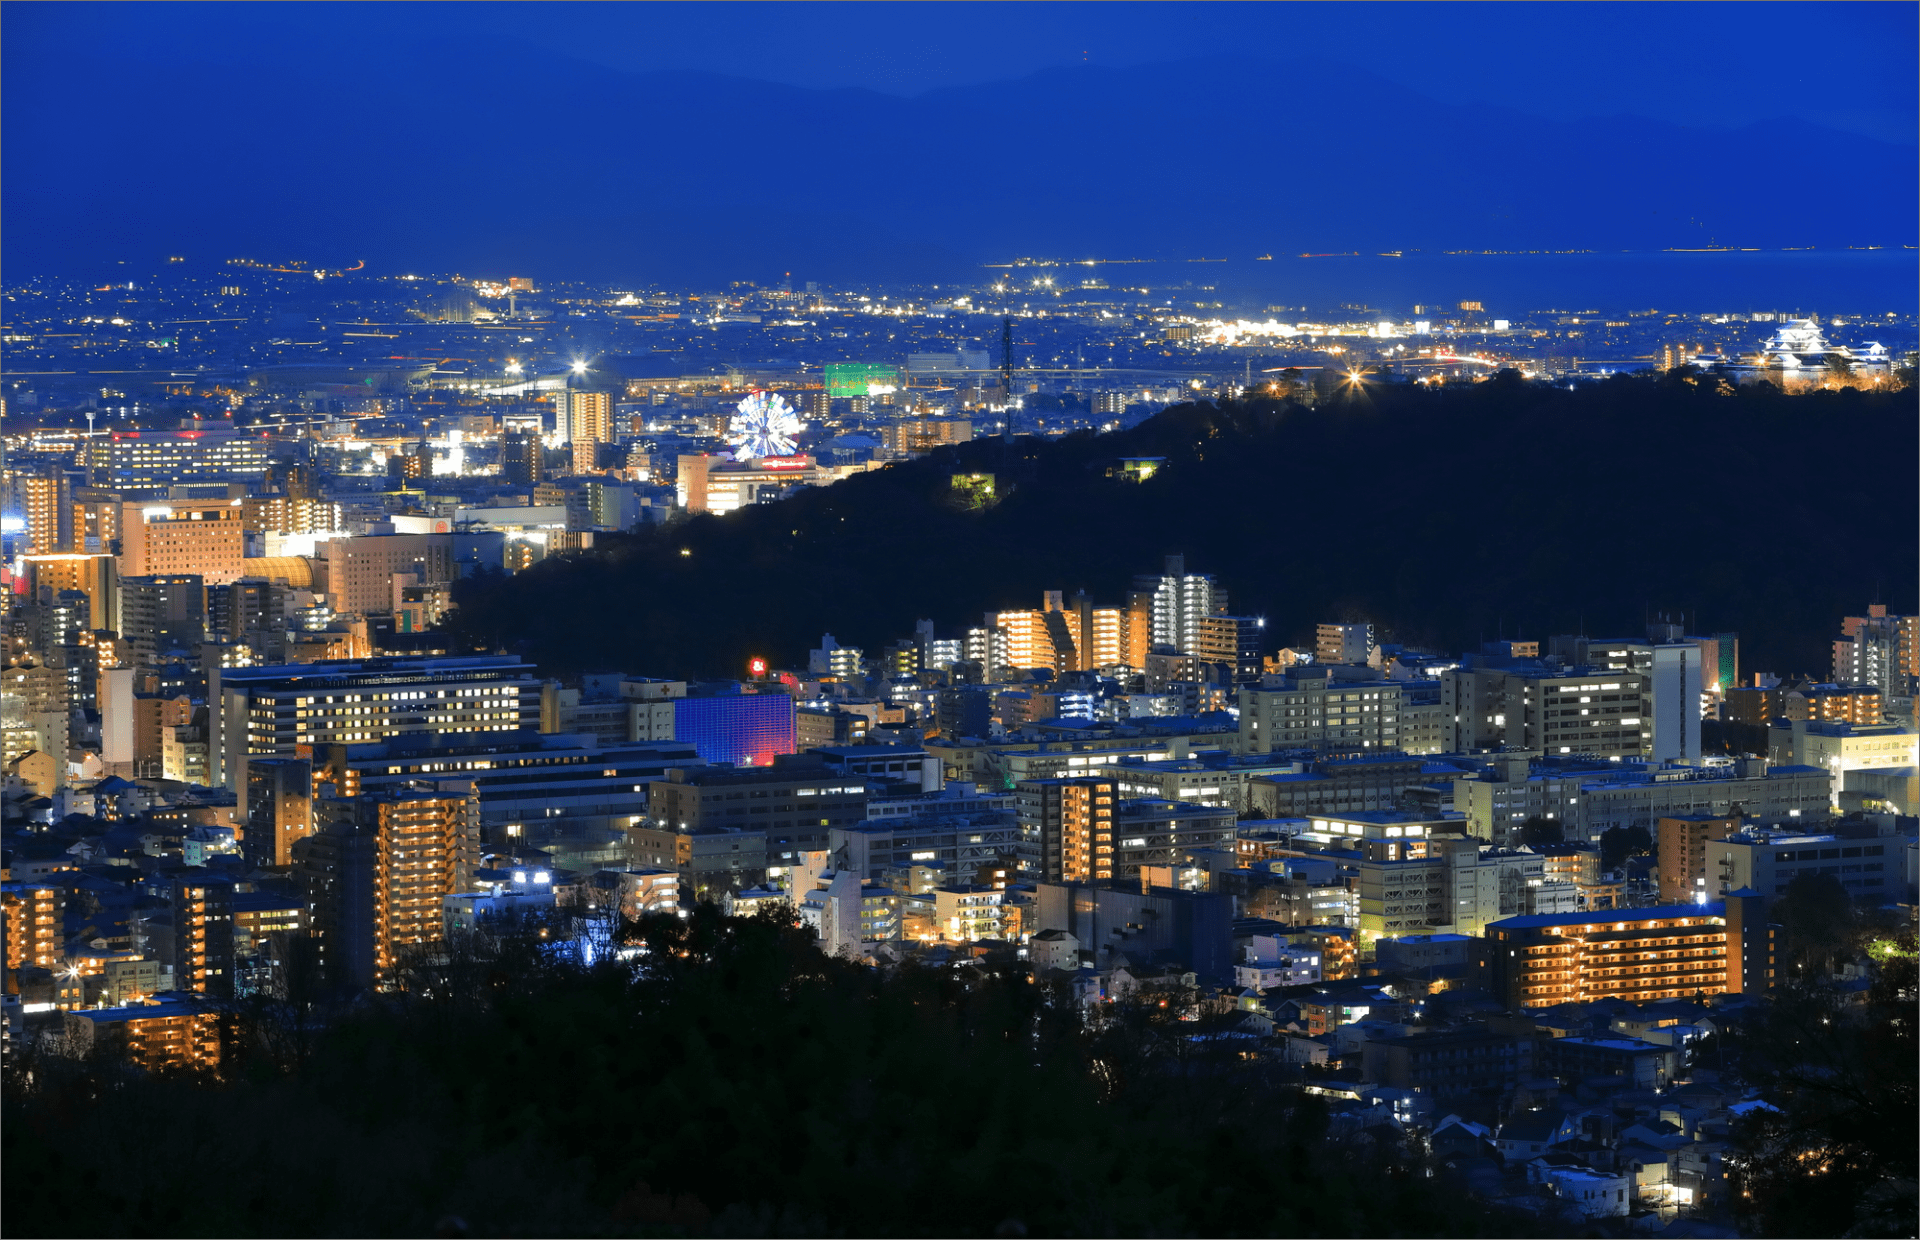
5;40;1914;284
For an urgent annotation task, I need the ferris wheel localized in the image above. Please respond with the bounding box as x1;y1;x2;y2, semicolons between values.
727;390;805;458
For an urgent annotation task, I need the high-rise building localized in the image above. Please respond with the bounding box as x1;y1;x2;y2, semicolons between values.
86;426;270;490
1128;552;1221;656
301;783;480;990
320;533;457;617
501;430;545;487
1;660;71;777
2;880;68;969
169;872;235;998
1832;605;1918;699
563;391;613;475
1016;777;1117;884
20;553;118;631
118;499;245;583
13;471;72;553
1650;644;1703;762
1131;554;1227;657
246;757;314;868
209;655;545;791
117;575;207;667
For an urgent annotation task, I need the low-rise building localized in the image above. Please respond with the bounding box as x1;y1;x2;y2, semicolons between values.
1706;829;1899;900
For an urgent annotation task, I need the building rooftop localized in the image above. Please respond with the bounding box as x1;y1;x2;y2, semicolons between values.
1489;901;1727;931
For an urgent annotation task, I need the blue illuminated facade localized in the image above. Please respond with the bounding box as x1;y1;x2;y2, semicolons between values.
672;693;795;767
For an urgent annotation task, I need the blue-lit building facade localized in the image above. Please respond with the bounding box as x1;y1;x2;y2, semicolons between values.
673;692;796;768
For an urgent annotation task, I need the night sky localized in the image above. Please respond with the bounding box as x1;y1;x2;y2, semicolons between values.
5;2;1915;286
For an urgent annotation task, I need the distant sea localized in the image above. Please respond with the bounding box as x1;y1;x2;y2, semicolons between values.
1031;249;1918;317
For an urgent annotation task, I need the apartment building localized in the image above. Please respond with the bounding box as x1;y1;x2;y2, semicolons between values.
1486;894;1775;1009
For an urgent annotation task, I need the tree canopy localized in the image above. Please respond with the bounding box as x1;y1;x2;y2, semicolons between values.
442;377;1916;680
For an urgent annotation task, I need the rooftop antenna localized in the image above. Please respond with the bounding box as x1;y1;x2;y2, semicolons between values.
1001;314;1015;444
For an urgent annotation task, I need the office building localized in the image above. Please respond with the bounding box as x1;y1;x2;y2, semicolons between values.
1486;894;1775;1009
314;729;700;850
210;655;545;790
1247;751;1431;818
1103;798;1237;879
320;533;456;617
85;426;271;489
117;499;245;583
1238;668;1405;753
1443;666;1649;760
640;757;869;897
1707;829;1899;900
1103;751;1300;815
832;801;1021;882
672;692;795;768
1768;720;1918;805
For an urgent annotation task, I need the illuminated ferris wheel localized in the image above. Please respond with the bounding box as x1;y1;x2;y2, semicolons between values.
727;390;805;458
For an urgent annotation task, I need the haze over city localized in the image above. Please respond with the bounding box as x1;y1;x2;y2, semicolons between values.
2;5;1915;1239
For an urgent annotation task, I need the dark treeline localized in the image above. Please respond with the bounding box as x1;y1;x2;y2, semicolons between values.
445;374;1917;681
3;909;1532;1238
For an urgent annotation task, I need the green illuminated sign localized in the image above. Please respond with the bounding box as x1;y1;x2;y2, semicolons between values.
825;363;903;399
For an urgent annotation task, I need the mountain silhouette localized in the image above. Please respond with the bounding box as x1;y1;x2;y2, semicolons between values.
6;41;1913;283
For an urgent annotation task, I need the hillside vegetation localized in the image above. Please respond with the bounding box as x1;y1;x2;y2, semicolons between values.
445;374;1918;679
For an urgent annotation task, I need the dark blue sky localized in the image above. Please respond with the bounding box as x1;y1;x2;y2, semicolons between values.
21;1;1916;141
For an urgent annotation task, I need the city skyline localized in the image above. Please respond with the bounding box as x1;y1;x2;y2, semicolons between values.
2;5;1914;1239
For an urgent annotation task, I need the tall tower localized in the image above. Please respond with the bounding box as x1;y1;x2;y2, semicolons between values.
1001;316;1015;442
568;392;613;475
1130;554;1227;656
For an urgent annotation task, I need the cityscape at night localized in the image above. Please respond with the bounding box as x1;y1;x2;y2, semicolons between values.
1;3;1915;1238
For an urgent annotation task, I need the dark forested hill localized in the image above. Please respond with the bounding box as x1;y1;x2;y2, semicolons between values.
444;374;1918;680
